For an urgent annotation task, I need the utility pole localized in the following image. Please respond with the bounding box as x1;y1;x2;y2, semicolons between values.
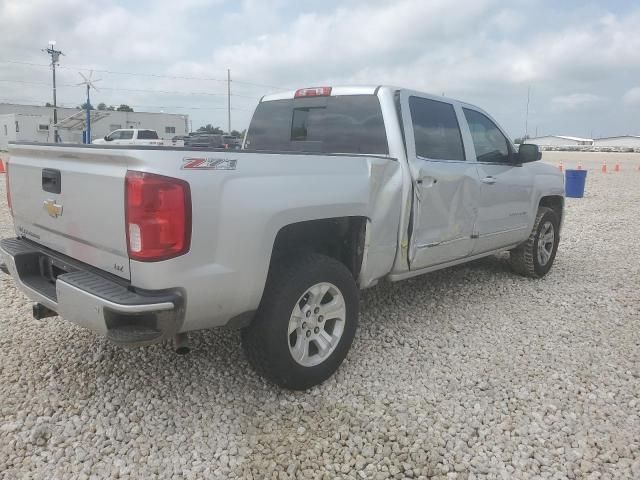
43;41;63;143
227;69;231;135
525;86;530;139
86;84;91;143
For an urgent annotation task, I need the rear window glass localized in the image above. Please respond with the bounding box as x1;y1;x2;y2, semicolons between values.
409;96;465;161
138;130;159;139
245;95;388;155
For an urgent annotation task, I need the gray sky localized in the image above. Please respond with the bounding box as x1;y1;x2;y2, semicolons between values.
1;0;639;139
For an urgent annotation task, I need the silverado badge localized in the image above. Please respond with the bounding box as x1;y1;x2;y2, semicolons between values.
43;199;63;218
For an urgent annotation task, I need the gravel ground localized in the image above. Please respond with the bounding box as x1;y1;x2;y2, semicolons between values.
1;155;639;479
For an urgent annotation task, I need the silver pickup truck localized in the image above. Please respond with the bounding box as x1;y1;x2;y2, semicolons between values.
1;86;564;389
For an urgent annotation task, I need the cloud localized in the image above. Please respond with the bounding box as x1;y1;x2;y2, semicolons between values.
551;93;607;111
0;0;639;137
623;87;640;106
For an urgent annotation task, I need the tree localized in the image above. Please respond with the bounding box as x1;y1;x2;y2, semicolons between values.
79;102;94;110
116;104;134;112
230;129;242;137
45;102;53;107
197;124;223;134
106;105;116;111
97;103;107;111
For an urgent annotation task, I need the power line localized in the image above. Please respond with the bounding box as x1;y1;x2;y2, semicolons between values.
0;59;287;91
0;97;250;111
0;78;260;99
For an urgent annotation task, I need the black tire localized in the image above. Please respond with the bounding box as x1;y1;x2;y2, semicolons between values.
241;253;359;390
509;207;560;278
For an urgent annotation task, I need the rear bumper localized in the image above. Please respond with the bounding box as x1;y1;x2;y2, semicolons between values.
0;237;184;346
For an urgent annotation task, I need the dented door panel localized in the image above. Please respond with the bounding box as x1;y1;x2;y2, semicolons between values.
408;160;480;267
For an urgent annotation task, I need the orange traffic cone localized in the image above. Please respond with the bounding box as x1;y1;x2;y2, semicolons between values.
577;161;582;170
614;162;620;172
601;161;607;173
0;159;5;174
558;161;564;172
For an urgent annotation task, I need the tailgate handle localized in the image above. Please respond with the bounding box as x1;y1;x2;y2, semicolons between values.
42;169;62;194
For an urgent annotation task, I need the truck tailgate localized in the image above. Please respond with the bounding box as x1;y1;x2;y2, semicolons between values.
7;144;130;279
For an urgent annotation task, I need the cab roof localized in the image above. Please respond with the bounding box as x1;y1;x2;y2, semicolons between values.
261;85;380;102
260;85;467;107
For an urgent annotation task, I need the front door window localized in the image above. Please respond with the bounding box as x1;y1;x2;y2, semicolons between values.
463;108;511;163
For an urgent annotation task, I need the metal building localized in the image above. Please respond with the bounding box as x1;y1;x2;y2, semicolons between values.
524;135;593;147
593;136;640;148
0;103;189;149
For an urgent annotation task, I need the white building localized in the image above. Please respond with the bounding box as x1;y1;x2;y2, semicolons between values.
525;135;593;147
593;136;640;148
0;103;189;149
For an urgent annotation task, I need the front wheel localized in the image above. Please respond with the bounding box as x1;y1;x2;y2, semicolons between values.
241;253;359;390
509;207;560;278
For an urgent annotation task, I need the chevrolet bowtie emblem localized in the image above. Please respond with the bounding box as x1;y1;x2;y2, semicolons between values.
43;199;63;218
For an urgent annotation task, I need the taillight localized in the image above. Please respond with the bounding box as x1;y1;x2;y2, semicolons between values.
4;159;11;216
294;87;332;98
125;171;191;262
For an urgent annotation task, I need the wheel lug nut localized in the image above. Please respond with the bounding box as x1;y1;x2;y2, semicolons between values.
314;327;319;334
314;307;320;314
306;311;311;317
306;330;311;337
318;316;324;322
302;322;307;328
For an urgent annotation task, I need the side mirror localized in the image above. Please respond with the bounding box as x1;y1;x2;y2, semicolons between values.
104;136;110;141
518;143;541;163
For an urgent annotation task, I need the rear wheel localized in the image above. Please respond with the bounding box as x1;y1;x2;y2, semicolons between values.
509;207;560;278
242;253;359;390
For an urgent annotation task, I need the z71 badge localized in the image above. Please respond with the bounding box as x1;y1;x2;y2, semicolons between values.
182;158;237;170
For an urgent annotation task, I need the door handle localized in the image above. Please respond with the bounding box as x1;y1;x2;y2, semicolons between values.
481;176;496;185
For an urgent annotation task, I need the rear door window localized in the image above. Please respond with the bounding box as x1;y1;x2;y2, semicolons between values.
463;108;510;163
138;130;159;139
245;95;388;155
409;96;465;161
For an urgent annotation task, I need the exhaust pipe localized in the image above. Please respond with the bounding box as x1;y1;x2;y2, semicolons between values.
32;303;57;320
174;332;190;355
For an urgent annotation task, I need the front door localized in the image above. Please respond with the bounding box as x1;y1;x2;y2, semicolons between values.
400;93;481;269
462;107;534;253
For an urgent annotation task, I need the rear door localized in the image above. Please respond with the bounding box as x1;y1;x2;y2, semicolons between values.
137;130;163;146
399;92;481;269
7;144;131;279
462;107;534;253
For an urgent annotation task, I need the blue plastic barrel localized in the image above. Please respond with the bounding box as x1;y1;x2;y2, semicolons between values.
565;169;587;198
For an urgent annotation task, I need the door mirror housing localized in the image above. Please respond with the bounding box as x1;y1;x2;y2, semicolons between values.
104;135;110;141
518;143;541;163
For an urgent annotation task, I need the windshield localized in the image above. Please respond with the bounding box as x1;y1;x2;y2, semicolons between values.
245;94;388;154
186;134;223;145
